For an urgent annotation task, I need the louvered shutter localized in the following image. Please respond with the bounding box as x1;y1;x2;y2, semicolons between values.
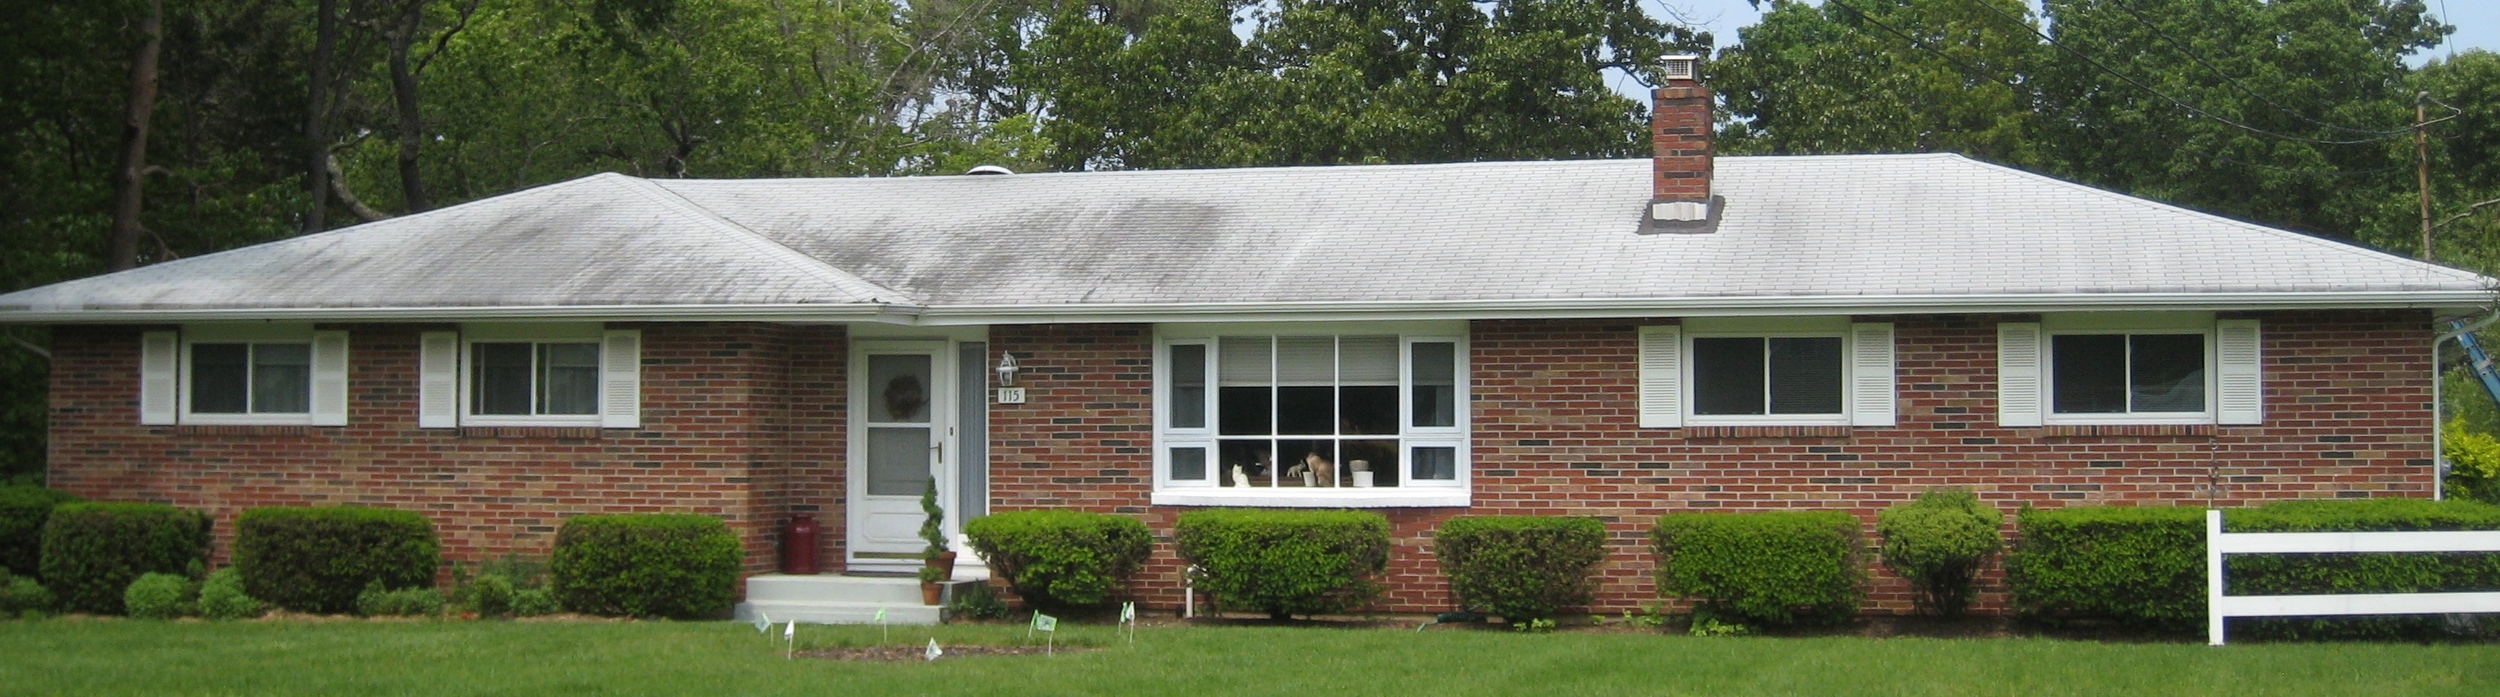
1850;323;1896;427
140;331;178;425
418;331;458;428
309;331;349;426
1997;323;2043;427
1638;325;1683;428
2216;319;2262;425
601;329;641;429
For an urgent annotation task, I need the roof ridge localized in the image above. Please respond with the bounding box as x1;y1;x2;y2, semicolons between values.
1942;156;2495;286
606;176;917;305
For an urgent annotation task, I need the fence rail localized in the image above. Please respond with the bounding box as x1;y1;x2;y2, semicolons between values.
2205;509;2500;645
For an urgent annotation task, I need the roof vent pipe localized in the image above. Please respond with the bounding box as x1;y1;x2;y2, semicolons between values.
1647;54;1718;233
965;165;1014;176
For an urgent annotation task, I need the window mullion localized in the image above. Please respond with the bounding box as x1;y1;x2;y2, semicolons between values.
2121;334;2135;414
1760;337;1775;415
530;343;544;417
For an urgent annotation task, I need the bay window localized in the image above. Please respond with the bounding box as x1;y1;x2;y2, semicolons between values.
1155;323;1467;506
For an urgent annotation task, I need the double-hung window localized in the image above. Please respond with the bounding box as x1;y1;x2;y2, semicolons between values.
1154;322;1467;507
1637;318;1896;428
140;325;349;426
420;324;641;428
1997;314;2262;426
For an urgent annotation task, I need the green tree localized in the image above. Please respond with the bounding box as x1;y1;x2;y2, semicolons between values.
1715;0;2041;164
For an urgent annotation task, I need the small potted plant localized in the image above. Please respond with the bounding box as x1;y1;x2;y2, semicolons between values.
918;564;946;605
920;481;956;578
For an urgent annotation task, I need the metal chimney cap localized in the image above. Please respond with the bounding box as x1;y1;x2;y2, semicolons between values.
1662;55;1699;81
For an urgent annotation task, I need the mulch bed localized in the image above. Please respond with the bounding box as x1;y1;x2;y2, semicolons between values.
798;644;1093;661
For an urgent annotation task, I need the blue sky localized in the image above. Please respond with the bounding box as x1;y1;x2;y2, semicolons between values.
1658;0;2495;65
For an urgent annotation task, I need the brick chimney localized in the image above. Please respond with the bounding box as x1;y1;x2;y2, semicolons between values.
1648;55;1716;231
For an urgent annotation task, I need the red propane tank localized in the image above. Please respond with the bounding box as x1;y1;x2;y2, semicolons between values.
782;513;820;575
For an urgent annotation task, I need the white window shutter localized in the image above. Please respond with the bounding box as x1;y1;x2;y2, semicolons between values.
601;329;642;429
140;331;178;425
1997;323;2043;427
1638;325;1683;428
2216;319;2262;425
418;331;458;428
309;331;350;426
1850;323;1896;427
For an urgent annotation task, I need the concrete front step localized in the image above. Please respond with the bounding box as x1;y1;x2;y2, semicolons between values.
735;599;945;626
734;574;978;625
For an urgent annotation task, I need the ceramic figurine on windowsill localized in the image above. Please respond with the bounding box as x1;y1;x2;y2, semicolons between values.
1230;464;1251;488
1302;452;1336;487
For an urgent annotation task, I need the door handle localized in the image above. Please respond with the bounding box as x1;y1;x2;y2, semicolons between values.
932;440;944;465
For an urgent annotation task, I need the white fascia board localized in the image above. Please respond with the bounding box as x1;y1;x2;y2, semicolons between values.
906;290;2497;325
2;290;2487;325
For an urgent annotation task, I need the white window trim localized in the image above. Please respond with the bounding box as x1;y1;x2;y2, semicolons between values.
1683;328;1855;427
456;323;606;428
1150;322;1471;508
174;324;334;426
2037;313;2220;426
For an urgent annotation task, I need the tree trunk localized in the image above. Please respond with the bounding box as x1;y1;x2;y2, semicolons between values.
304;0;339;234
106;0;165;272
388;0;430;212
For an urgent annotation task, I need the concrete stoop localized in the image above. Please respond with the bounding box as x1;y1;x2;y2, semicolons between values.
732;574;978;626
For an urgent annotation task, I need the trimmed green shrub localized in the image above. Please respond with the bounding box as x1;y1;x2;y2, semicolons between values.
123;572;195;620
947;581;1011;620
0;486;78;577
1877;489;2003;617
356;580;444;617
2445;418;2500;505
2005;505;2204;628
1652;511;1866;626
549;514;741;619
196;568;263;620
233;506;439;614
964;510;1152;608
510;588;561;617
38;502;209;614
466;573;516;617
1;570;55;617
1174;509;1390;619
1434;516;1608;622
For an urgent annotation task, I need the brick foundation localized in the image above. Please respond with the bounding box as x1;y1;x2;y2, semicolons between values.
47;310;2434;616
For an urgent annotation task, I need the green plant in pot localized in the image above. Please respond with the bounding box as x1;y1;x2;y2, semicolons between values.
920;481;955;579
917;563;946;605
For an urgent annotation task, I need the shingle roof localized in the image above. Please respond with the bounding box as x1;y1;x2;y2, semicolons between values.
0;154;2487;322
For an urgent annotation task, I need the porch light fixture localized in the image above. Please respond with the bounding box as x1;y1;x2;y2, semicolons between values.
995;353;1020;386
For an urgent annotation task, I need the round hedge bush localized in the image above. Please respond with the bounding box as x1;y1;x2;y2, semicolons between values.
1876;489;2003;617
1434;515;1608;622
550;514;740;619
122;572;194;620
39;502;209;614
196;567;264;620
1175;509;1389;620
233;506;439;614
964;510;1151;608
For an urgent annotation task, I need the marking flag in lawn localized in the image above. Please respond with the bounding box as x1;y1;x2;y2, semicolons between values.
1121;602;1136;642
1029;612;1057;655
753;612;771;634
925;638;944;662
876;607;888;643
784;620;797;660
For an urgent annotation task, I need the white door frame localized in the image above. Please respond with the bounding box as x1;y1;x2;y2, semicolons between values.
846;339;958;572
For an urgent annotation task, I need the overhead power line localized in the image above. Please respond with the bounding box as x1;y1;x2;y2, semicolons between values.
1950;0;2412;146
2102;0;2417;137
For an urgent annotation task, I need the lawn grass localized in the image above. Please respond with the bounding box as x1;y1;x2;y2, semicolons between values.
2;618;2496;696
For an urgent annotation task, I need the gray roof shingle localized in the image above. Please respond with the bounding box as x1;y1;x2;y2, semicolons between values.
1;154;2486;321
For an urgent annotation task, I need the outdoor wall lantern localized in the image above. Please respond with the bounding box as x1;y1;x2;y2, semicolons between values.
995;352;1020;387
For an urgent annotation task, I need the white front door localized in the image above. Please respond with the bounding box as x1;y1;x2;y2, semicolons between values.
847;341;954;571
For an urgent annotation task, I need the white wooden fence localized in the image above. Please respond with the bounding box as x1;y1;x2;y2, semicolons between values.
2205;509;2500;645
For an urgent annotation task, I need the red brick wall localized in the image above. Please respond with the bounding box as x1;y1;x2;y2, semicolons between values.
47;323;814;576
983;311;2436;616
48;309;2435;616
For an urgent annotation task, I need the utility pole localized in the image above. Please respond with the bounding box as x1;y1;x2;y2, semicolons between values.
2420;90;2434;261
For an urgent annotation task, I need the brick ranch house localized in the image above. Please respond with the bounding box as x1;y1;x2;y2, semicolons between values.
2;68;2492;617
